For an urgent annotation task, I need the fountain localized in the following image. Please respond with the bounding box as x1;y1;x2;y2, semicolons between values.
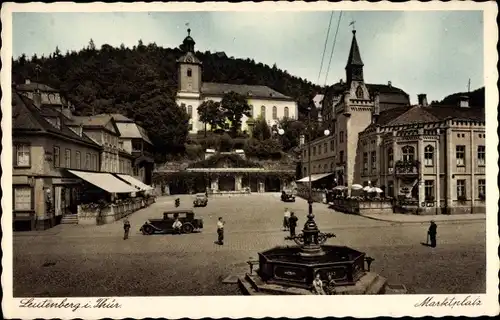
238;200;406;295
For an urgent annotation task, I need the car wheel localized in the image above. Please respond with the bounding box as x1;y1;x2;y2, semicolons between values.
182;223;194;234
142;225;154;235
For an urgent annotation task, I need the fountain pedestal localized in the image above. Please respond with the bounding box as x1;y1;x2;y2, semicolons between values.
238;211;406;295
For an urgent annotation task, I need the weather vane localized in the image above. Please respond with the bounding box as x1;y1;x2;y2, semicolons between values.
349;20;356;31
185;22;190;35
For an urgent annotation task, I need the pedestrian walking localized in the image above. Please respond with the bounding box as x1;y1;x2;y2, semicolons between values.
123;218;131;240
288;212;298;237
283;208;290;231
217;217;225;245
427;220;437;248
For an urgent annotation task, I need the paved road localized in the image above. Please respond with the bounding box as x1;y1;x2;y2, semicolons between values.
13;194;486;296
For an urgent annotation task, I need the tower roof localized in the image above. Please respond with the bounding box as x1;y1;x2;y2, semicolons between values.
345;30;364;68
181;28;196;53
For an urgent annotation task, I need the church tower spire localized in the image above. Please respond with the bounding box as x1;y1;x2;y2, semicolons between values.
345;29;364;84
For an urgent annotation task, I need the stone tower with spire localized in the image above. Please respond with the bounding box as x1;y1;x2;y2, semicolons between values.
334;29;375;195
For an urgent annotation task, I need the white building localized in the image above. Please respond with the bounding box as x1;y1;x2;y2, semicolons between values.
175;29;298;134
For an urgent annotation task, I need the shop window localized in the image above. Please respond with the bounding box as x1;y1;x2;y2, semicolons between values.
14;187;32;211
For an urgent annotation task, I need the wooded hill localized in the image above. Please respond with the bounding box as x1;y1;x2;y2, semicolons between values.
12;40;321;160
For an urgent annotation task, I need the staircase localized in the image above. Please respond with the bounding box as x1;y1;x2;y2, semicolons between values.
61;214;78;225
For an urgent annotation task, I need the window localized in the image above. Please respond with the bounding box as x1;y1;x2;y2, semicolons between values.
330;140;334;152
478;179;485;198
272;106;277;119
371;151;376;170
402;146;415;162
64;149;71;168
318;145;322;155
356;85;363;99
477;145;485;166
284;107;289;118
75;151;81;169
324;143;327;154
303;167;307;176
331;162;334;171
313;146;316;156
424;180;434;201
261;106;266;118
323;164;328;172
424;145;434;166
363;152;368;172
339;131;344;143
53;146;60;168
14;187;32;211
387;148;394;168
92;154;98;171
187;68;192;77
119;160;124;173
187;105;193;117
456;145;465;166
14;144;31;167
85;153;91;170
339;151;344;163
456;179;466;198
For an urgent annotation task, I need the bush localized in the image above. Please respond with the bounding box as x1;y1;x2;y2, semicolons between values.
219;133;234;152
185;144;204;160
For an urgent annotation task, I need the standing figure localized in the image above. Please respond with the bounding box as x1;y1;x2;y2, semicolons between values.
288;212;298;237
312;273;326;295
217;217;225;245
427;220;437;248
172;218;183;235
324;273;337;295
123;218;131;240
283;208;290;231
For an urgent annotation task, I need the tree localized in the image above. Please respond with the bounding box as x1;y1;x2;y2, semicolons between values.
251;115;271;141
88;39;96;51
197;100;225;133
220;91;251;137
278;117;306;151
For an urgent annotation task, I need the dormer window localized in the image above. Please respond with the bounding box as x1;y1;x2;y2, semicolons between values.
187;68;192;77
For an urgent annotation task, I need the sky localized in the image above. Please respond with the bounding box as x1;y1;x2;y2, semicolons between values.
12;10;484;103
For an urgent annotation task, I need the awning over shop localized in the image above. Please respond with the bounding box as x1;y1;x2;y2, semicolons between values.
68;170;138;193
296;173;333;183
117;174;154;191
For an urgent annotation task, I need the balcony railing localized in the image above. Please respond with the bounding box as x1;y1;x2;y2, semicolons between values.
394;160;420;176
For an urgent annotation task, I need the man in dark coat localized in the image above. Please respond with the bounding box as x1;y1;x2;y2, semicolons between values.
288;212;298;237
217;217;225;245
123;218;131;240
427;220;437;248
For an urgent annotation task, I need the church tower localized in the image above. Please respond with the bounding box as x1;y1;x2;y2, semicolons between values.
177;28;202;94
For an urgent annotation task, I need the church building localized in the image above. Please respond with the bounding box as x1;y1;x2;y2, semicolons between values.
175;29;299;134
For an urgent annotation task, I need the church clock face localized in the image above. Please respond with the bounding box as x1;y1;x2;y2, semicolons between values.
186;56;193;63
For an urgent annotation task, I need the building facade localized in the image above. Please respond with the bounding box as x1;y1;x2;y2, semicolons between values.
356;95;485;215
301;29;486;215
12;92;102;230
175;29;299;134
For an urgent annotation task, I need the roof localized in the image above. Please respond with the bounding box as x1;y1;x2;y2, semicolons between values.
115;122;153;145
346;30;364;67
101;113;134;122
12;92;100;148
16;82;58;92
201;82;293;101
177;51;202;64
70;114;113;127
325;82;409;97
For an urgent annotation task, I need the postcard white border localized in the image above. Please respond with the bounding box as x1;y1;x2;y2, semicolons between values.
2;1;499;319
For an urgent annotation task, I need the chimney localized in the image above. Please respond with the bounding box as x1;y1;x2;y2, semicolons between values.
459;95;470;108
25;79;31;84
373;92;380;123
339;79;344;85
417;94;428;107
388;81;392;87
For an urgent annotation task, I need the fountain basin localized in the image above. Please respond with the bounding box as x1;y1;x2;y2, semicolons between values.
258;245;366;289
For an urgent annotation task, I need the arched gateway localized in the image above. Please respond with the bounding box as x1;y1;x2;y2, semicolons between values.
153;151;296;195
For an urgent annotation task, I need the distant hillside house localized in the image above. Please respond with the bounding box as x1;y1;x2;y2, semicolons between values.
175;28;299;134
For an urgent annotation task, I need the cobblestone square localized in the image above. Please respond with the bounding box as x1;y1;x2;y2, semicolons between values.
13;194;486;296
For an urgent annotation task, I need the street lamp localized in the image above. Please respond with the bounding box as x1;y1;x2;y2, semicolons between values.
278;108;335;257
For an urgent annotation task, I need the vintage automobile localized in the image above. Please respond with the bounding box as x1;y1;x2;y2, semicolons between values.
193;193;208;207
281;189;296;202
140;209;203;235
